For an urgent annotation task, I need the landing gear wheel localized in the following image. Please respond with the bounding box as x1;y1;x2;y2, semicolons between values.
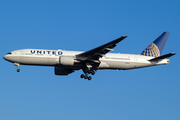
88;76;92;80
81;69;95;80
84;75;88;79
17;69;20;72
80;74;84;78
91;71;95;75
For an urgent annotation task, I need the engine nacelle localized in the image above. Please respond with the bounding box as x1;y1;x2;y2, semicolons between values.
59;56;75;66
54;66;74;75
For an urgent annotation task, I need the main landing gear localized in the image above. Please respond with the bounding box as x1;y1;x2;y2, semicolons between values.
80;69;95;80
80;61;98;80
14;63;20;72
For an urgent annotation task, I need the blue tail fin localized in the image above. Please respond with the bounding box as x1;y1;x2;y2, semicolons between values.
140;32;170;57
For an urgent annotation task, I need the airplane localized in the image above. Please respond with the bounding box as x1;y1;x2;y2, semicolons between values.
3;32;176;80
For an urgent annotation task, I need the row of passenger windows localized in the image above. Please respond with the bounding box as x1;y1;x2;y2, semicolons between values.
105;57;130;60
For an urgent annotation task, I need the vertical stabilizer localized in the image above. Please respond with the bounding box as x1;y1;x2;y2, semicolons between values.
140;32;170;57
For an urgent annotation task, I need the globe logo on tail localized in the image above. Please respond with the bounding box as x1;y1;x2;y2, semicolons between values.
140;43;160;57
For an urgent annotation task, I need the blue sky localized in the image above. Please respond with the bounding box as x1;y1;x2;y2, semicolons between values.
0;0;180;120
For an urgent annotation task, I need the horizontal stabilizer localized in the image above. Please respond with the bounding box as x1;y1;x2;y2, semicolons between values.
148;53;176;62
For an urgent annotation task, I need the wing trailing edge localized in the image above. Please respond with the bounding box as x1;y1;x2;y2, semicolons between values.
76;36;127;61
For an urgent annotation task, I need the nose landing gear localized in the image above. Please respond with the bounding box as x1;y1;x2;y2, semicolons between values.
14;63;20;72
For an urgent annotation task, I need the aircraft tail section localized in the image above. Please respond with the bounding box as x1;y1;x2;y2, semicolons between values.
140;32;170;57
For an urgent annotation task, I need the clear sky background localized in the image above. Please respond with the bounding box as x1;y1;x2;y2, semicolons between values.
0;0;180;120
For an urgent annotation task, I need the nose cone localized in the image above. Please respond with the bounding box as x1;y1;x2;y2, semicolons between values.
3;55;8;60
3;55;11;62
3;54;15;63
3;53;19;63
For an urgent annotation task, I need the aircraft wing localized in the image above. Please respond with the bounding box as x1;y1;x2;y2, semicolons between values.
76;36;127;61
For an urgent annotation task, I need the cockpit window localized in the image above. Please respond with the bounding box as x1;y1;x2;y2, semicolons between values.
7;52;12;54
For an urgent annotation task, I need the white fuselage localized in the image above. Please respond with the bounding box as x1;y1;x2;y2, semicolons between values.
3;49;169;70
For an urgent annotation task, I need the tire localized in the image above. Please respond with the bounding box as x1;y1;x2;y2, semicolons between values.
17;69;20;72
88;76;92;80
84;75;88;79
91;71;95;75
80;74;84;78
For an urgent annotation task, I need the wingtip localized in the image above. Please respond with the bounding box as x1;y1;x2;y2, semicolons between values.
171;52;176;55
163;31;170;33
122;36;127;38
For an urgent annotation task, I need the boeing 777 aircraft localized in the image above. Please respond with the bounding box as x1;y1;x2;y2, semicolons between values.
3;32;176;80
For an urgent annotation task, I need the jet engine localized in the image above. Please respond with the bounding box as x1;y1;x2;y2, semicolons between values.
54;66;74;75
59;56;75;66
